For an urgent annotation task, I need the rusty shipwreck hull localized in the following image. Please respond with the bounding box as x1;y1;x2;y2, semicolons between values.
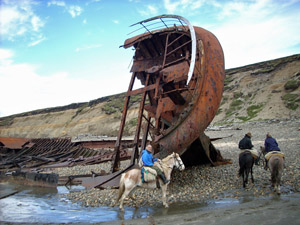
154;26;224;155
116;15;225;159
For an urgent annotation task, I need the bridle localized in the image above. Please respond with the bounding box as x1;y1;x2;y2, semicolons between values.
173;154;184;170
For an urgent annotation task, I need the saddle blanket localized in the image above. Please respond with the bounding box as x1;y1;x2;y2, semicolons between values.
240;149;259;159
141;166;157;183
265;151;285;161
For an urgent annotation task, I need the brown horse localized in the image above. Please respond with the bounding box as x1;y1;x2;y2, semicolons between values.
260;146;285;194
116;152;185;210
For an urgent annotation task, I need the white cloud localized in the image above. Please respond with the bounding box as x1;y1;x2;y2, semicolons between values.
47;1;66;7
68;5;83;18
0;0;45;45
113;20;119;24
138;5;158;16
31;15;45;31
163;0;204;13
0;49;14;65
47;1;83;18
28;36;46;47
209;0;300;68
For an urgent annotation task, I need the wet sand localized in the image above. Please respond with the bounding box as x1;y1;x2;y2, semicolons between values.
1;193;299;225
110;193;300;225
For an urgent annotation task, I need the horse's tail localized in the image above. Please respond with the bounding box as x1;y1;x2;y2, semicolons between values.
238;153;247;176
238;166;244;177
116;174;125;203
271;158;280;184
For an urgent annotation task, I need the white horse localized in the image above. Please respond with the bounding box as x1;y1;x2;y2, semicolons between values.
116;152;185;210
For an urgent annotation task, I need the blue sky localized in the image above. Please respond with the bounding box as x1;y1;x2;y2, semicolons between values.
0;0;300;117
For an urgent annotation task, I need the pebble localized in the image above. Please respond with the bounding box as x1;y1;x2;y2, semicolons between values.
54;120;300;208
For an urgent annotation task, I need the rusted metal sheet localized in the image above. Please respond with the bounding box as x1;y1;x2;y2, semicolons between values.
0;137;31;149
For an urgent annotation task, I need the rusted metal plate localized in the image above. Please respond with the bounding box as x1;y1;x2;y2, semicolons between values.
81;165;133;189
0;137;30;149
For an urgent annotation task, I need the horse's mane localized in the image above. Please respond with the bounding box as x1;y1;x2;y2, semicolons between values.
161;153;174;163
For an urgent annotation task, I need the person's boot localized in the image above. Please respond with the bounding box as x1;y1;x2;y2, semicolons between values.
159;173;170;184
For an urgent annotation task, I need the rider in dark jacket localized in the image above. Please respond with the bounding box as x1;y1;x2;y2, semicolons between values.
239;132;254;150
238;132;259;165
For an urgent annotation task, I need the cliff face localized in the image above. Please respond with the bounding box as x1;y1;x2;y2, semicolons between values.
0;93;140;138
214;54;300;124
0;54;299;138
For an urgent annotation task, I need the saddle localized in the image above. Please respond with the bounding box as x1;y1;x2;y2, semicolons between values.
141;166;157;183
265;151;285;161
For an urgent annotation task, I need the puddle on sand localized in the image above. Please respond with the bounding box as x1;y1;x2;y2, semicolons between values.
0;181;294;224
0;182;147;223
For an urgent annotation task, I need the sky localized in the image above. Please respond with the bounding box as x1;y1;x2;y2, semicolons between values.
0;0;300;117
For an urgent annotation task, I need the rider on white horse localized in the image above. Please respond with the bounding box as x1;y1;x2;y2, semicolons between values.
141;144;170;184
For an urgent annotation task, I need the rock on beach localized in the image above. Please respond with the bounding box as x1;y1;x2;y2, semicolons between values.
54;120;300;208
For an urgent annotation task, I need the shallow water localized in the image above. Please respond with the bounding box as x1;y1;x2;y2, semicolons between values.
0;181;295;224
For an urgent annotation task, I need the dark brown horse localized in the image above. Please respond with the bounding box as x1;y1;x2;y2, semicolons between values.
239;151;255;188
238;150;262;188
260;146;285;194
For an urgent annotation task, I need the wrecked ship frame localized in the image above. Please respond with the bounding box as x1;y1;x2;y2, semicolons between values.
84;15;225;189
0;15;225;189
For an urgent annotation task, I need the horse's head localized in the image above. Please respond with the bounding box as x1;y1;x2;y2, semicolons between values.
173;152;185;171
260;146;266;155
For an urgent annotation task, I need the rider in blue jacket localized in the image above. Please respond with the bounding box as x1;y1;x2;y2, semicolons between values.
141;144;169;184
264;133;281;170
264;133;280;153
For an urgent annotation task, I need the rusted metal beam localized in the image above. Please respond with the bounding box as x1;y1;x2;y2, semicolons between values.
111;72;136;173
130;73;150;165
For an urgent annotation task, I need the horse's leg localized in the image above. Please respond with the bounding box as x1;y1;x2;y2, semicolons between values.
161;183;169;208
242;171;246;188
245;168;249;186
128;186;137;201
119;184;136;211
276;161;283;195
250;164;254;183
